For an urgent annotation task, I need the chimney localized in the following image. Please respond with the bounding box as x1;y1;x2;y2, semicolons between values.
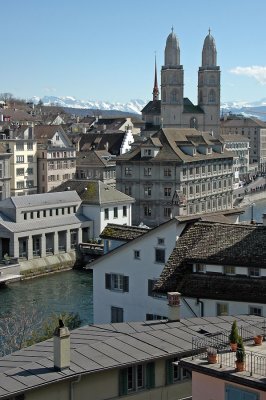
167;292;181;322
53;320;70;371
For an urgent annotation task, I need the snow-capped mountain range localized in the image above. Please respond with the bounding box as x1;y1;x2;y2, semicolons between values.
32;96;146;115
31;95;266;120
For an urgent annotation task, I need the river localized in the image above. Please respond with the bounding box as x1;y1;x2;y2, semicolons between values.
0;269;93;325
239;198;266;223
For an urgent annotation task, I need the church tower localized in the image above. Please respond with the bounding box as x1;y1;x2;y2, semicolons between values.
161;28;184;127
198;30;220;136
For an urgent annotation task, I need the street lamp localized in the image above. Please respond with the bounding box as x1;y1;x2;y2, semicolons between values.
250;202;256;224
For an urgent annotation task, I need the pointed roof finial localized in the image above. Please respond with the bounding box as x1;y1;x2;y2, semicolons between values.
208;27;211;35
171;25;174;34
153;52;159;101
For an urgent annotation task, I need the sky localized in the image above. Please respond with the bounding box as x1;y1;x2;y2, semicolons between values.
2;0;266;105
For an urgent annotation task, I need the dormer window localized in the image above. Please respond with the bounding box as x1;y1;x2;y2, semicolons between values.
207;147;212;155
195;263;205;273
144;149;152;156
193;147;196;156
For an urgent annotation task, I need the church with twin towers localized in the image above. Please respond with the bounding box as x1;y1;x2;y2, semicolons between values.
142;28;221;137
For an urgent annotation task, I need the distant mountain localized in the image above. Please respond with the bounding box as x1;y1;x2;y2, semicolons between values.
32;96;146;115
221;99;266;121
31;95;266;121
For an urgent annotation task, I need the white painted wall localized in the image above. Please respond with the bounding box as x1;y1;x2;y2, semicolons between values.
82;203;132;239
92;220;186;324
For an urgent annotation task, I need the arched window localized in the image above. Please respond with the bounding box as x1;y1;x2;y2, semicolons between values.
162;89;166;102
170;89;178;103
190;117;198;129
208;89;216;103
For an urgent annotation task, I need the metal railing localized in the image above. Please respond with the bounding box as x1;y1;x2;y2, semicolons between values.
191;320;266;378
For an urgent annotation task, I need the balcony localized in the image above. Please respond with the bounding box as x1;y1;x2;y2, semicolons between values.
187;321;266;379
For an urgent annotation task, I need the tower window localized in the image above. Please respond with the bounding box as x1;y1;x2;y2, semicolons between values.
208;89;216;103
170;89;178;103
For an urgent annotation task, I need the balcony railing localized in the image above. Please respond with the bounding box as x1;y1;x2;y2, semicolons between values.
191;320;266;378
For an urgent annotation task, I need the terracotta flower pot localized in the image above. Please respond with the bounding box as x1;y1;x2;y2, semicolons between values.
230;342;238;352
207;354;217;364
235;360;245;372
254;335;263;346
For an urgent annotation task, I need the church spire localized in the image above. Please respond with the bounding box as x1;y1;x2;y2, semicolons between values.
152;54;159;101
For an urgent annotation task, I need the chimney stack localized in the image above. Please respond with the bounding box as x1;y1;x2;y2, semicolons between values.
53;319;70;371
167;292;181;321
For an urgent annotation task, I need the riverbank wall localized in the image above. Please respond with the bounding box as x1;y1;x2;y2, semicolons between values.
237;190;266;208
19;251;77;280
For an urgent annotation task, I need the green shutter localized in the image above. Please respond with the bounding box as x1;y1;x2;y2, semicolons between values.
105;273;111;289
165;359;173;385
119;368;128;396
146;362;155;389
148;279;153;296
123;276;129;292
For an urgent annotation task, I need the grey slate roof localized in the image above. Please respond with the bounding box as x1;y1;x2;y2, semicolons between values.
116;128;232;163
78;132;127;156
50;180;134;205
34;125;71;145
76;150;115;167
100;223;150;241
0;191;81;209
0;214;88;234
141;100;161;115
154;221;266;301
0;316;261;399
222;134;250;142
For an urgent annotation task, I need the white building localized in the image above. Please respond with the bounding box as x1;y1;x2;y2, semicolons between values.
0;191;93;269
51;180;134;239
91;212;242;324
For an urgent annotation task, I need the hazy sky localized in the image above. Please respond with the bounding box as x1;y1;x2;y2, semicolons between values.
3;0;266;104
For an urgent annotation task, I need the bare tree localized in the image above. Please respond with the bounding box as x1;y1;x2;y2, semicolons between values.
0;307;43;356
0;92;14;105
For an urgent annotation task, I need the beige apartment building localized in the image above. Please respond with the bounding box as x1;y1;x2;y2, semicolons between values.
0;126;38;196
116;128;234;227
34;125;76;193
220;115;266;172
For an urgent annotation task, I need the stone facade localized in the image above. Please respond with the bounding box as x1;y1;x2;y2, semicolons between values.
34;125;76;193
116;128;234;227
142;29;220;137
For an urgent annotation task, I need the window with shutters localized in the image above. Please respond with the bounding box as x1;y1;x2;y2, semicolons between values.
165;358;191;385
225;384;259;400
119;362;155;396
105;273;129;292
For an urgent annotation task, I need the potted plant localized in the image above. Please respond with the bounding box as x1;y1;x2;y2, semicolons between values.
235;337;246;372
229;320;238;351
207;347;217;364
254;334;263;346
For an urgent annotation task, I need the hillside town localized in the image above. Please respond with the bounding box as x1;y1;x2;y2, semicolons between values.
0;25;266;400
